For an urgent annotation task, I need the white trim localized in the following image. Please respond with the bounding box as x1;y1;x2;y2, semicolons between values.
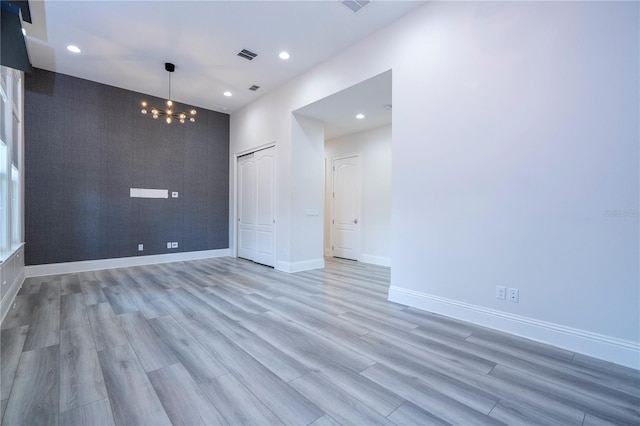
360;254;390;267
324;248;332;257
276;258;325;273
25;249;230;278
235;142;277;158
388;286;640;370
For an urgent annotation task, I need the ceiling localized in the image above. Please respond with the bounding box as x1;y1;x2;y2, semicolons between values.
295;69;391;139
23;0;423;117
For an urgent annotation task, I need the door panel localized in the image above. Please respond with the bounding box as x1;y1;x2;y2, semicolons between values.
332;155;361;260
238;154;256;260
254;147;275;266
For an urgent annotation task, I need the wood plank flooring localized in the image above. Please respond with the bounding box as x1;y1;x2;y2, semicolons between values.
1;257;639;425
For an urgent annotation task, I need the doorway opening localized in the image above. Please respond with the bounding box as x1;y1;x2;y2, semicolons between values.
294;70;392;267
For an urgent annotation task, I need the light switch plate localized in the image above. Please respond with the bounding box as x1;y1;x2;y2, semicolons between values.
172;192;178;198
171;242;178;248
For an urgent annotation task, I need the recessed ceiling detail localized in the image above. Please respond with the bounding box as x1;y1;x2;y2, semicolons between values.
249;85;260;91
341;0;370;13
237;48;258;61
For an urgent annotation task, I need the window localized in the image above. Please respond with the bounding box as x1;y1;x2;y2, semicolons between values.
0;65;23;259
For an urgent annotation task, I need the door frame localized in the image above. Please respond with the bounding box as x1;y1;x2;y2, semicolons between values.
330;153;362;261
233;142;277;263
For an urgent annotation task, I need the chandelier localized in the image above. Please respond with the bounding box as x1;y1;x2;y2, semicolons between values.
141;62;197;124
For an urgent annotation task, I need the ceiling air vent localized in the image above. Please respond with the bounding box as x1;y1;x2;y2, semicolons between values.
249;85;260;91
237;49;258;61
341;0;370;13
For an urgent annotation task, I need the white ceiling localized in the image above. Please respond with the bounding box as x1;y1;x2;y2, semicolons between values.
295;69;391;139
23;0;423;117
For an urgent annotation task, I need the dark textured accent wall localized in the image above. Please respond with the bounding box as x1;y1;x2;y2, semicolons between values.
24;68;229;265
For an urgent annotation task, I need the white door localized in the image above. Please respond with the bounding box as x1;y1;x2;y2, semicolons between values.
331;155;361;260
237;146;275;266
253;147;275;266
238;153;256;261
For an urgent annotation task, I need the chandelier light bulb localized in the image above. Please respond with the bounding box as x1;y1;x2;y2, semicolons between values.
153;114;158;119
167;100;173;107
141;109;147;114
141;101;147;107
166;110;172;115
190;110;196;115
180;119;185;124
190;117;195;122
166;117;172;124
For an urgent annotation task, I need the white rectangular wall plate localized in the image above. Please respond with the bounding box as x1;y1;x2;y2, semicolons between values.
130;188;169;199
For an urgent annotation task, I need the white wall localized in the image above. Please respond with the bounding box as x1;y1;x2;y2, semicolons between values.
230;1;639;367
324;125;392;266
287;114;325;272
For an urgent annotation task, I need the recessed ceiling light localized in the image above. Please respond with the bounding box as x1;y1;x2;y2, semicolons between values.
223;91;232;97
356;113;365;119
66;45;81;53
279;51;290;60
21;28;26;36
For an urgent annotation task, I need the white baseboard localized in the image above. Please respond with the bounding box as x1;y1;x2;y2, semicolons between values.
25;249;231;278
276;258;325;273
360;254;391;267
388;286;640;370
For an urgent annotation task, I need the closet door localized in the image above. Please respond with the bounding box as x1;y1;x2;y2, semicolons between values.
237;146;275;266
237;153;256;261
253;147;275;266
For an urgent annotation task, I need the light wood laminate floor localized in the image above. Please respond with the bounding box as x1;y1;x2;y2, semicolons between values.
1;257;638;425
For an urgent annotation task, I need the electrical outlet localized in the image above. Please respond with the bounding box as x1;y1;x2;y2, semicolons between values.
167;242;172;249
171;242;178;248
172;192;178;198
138;244;144;251
508;288;519;302
496;286;506;300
